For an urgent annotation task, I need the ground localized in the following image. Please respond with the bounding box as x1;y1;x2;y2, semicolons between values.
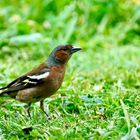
0;0;140;139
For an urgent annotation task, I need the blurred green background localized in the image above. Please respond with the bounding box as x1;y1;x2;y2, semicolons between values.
0;0;140;139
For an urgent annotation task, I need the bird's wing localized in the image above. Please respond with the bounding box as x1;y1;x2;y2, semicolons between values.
0;63;50;94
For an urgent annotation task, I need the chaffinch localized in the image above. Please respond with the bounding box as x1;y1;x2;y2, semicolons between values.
0;44;81;117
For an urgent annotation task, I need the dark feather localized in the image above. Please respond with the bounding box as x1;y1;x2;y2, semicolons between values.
0;67;50;95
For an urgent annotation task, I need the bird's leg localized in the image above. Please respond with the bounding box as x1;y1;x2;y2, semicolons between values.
26;103;31;118
40;100;49;118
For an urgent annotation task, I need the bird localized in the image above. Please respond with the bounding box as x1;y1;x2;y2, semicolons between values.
0;44;81;117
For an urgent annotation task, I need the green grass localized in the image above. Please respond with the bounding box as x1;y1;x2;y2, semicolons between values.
0;0;140;139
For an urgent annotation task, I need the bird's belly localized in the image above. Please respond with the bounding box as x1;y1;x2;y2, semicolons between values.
16;78;63;104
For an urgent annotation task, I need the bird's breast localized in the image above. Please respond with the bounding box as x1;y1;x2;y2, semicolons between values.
48;66;65;91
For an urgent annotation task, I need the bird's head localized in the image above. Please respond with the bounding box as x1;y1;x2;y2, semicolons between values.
47;44;81;66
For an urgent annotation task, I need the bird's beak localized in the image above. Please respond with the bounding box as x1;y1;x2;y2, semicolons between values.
71;47;82;54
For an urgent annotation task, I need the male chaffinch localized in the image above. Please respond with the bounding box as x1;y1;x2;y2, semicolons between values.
0;44;81;117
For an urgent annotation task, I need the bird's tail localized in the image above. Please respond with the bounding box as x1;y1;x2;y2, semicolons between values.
0;87;7;95
0;87;7;90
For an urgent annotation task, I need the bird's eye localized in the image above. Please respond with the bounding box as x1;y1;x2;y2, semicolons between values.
62;48;68;51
